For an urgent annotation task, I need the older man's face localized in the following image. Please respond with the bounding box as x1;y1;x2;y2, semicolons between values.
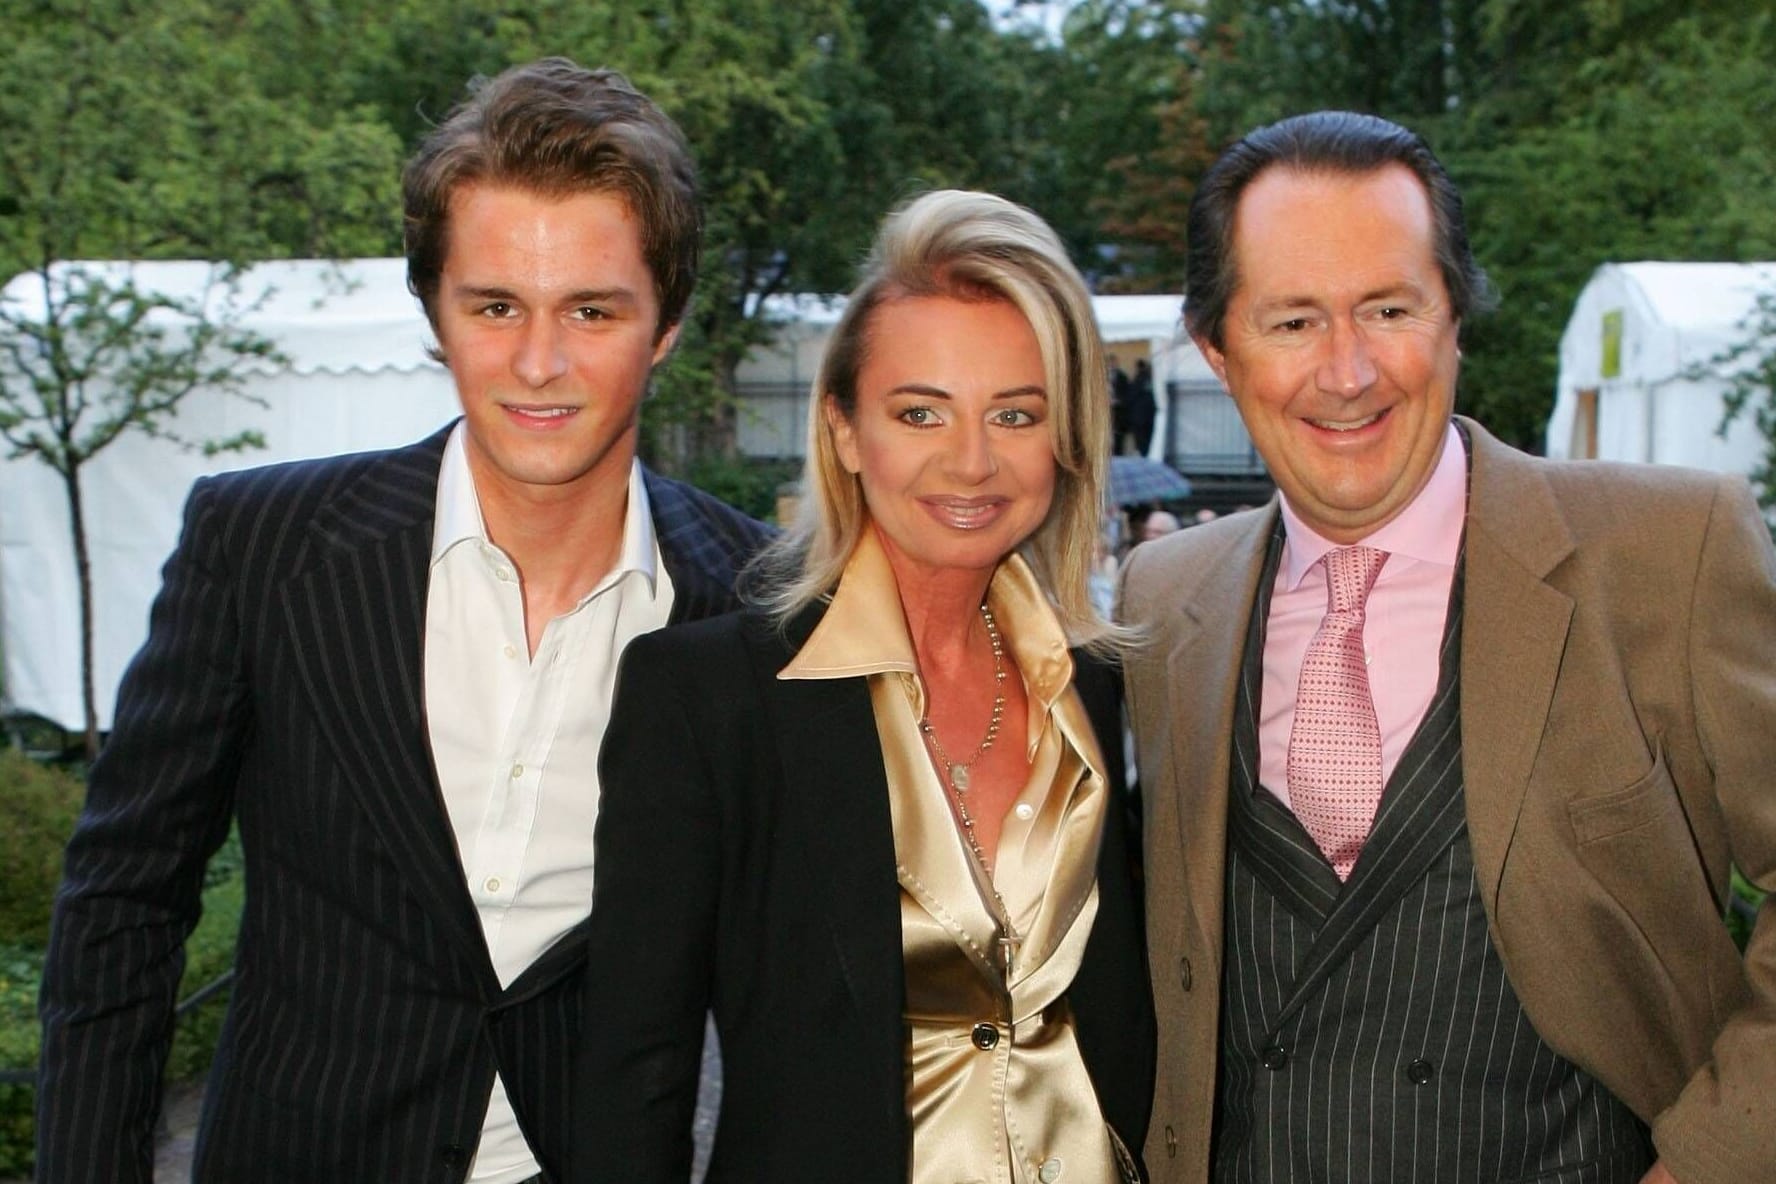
1198;164;1460;543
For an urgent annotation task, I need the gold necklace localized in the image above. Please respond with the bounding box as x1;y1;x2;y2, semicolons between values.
918;603;1021;978
917;603;1006;793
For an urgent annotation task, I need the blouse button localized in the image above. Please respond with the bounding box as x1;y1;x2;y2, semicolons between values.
1014;802;1035;821
970;1022;999;1050
1038;1157;1063;1182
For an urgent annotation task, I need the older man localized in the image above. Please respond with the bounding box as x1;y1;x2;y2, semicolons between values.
1121;110;1775;1184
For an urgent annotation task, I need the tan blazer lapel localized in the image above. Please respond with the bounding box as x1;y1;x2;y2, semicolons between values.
1143;507;1278;968
1458;419;1577;914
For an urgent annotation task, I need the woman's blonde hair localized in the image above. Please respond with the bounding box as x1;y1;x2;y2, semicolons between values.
749;189;1123;652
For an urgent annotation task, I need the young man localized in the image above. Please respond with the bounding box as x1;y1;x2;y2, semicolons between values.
37;58;770;1184
1122;111;1776;1184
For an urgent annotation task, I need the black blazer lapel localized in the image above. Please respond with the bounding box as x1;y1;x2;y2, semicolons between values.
278;431;493;983
751;606;905;1026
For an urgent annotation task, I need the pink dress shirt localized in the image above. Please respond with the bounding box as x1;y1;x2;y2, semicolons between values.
1257;424;1468;807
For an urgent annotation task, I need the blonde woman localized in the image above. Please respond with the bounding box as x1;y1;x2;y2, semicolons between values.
572;191;1154;1183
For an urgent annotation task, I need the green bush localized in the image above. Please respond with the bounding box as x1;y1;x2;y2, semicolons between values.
0;942;43;1179
684;456;800;524
166;869;244;1082
0;747;83;946
0;825;244;1178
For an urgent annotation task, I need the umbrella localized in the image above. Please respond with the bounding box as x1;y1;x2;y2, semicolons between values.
1108;455;1192;506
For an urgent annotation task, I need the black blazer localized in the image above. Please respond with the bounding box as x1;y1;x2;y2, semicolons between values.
570;603;1156;1183
36;425;771;1184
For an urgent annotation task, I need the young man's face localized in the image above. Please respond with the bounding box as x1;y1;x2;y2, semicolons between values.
1199;164;1461;543
433;183;677;508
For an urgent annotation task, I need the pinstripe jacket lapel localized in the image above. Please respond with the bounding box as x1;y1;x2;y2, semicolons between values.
1457;421;1576;914
278;428;495;984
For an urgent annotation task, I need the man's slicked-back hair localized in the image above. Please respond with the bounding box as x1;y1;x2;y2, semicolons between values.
1183;110;1496;350
402;57;700;341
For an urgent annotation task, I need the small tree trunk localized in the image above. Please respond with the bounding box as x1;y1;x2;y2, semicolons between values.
63;459;100;761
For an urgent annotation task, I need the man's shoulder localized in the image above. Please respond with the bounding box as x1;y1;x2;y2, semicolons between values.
1126;506;1272;580
1471;424;1739;534
641;468;777;571
194;427;448;522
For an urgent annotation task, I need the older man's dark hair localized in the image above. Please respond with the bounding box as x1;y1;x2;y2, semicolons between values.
1183;110;1496;351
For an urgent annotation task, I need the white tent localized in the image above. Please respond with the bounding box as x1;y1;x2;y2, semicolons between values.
1546;261;1776;470
1;259;459;731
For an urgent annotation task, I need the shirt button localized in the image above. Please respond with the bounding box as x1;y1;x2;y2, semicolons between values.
970;1022;999;1050
484;877;501;893
1406;1058;1435;1085
502;644;517;659
1014;802;1035;821
510;763;524;779
1261;1044;1289;1070
495;565;512;581
1038;1157;1063;1182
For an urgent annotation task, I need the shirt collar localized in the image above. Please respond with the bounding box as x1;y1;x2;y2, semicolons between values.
1277;419;1467;591
429;420;662;597
779;526;1076;713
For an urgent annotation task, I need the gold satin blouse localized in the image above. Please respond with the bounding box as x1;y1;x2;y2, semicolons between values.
780;529;1124;1184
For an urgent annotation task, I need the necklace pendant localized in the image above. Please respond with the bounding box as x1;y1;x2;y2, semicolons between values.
949;763;971;792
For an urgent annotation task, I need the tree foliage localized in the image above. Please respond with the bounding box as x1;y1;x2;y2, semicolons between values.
0;265;282;756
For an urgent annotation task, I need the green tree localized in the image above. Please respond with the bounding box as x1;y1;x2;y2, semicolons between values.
0;264;280;757
1711;285;1776;509
0;0;401;752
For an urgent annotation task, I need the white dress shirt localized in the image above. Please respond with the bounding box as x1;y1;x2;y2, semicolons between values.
423;423;674;1184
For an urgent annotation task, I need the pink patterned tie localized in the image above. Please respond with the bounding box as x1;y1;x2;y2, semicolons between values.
1287;545;1389;880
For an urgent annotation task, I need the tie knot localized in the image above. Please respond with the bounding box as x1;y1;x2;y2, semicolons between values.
1324;545;1387;614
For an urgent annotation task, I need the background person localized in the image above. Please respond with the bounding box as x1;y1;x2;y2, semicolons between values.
36;58;769;1184
571;189;1154;1184
1120;110;1776;1184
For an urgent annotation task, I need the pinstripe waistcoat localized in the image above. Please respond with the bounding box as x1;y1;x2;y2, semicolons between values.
1212;525;1650;1184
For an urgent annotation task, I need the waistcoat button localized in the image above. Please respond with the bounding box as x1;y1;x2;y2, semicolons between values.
1406;1057;1435;1085
1260;1044;1289;1070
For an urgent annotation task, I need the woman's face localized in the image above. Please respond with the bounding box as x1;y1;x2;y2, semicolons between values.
829;294;1058;584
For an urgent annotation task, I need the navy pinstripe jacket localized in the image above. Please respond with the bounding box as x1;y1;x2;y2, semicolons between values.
36;424;771;1183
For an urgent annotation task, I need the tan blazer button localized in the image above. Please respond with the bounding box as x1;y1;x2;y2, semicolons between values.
1178;956;1193;992
1165;1125;1177;1158
971;1022;1000;1050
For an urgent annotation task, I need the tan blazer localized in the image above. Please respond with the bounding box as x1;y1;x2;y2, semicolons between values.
1120;418;1776;1184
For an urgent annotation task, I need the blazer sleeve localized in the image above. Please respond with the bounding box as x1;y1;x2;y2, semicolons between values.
570;631;724;1184
1651;475;1776;1182
36;477;249;1184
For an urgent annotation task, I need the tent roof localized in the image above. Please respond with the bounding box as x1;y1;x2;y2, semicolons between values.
1;258;440;378
755;291;1185;344
1557;261;1776;388
1611;261;1775;332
